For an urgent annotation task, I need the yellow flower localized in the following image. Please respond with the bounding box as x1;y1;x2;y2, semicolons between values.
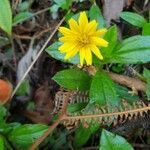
58;11;108;66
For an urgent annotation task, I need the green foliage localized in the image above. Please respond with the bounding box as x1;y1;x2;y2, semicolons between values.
89;4;105;28
0;123;21;135
142;23;150;35
0;135;4;150
74;123;99;147
17;1;31;12
53;69;91;91
16;80;30;96
99;129;134;150
8;124;48;149
116;84;139;103
13;12;33;26
67;102;87;113
0;106;7;122
51;0;72;13
143;68;150;100
101;25;118;61
0;0;12;35
45;42;79;64
90;71;119;106
120;11;147;28
0;36;9;48
111;36;150;64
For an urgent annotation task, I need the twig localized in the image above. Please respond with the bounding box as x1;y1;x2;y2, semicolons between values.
63;105;150;121
29;92;71;150
86;66;146;92
11;16;65;99
13;34;32;40
10;37;17;69
108;72;146;92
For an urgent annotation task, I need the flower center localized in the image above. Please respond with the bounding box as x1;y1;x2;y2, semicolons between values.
78;34;90;45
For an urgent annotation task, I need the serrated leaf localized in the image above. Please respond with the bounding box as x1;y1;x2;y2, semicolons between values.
45;42;79;64
74;123;99;147
89;4;105;28
52;69;91;91
120;11;147;28
111;36;150;64
90;71;119;106
8;124;48;149
142;23;150;35
13;11;33;26
101;25;118;61
0;0;12;35
100;129;133;150
143;68;150;100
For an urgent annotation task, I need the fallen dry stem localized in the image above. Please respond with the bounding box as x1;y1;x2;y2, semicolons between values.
108;72;146;92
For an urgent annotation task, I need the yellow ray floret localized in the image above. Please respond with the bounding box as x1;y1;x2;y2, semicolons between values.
58;11;108;66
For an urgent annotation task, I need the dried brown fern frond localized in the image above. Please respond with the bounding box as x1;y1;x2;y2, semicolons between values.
53;90;150;131
62;100;150;127
53;89;89;113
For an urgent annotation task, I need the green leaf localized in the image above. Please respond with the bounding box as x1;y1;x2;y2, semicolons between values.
45;42;79;64
89;4;105;28
0;0;12;35
90;71;119;106
67;102;87;113
143;68;150;100
54;0;72;10
120;11;147;28
0;106;7;122
74;123;99;147
116;84;139;103
100;129;133;150
18;1;31;12
0;123;21;134
0;135;4;150
13;12;33;26
101;25;118;61
8;124;48;149
142;23;150;35
52;69;91;91
16;80;30;96
50;4;59;13
111;36;150;64
0;36;9;48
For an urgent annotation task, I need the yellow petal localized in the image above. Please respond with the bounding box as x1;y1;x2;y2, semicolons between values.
94;28;107;36
59;43;76;53
68;18;80;33
59;36;77;42
86;20;97;34
79;12;88;31
85;47;92;65
59;27;73;35
79;48;85;66
64;48;78;60
91;37;108;47
90;45;103;60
